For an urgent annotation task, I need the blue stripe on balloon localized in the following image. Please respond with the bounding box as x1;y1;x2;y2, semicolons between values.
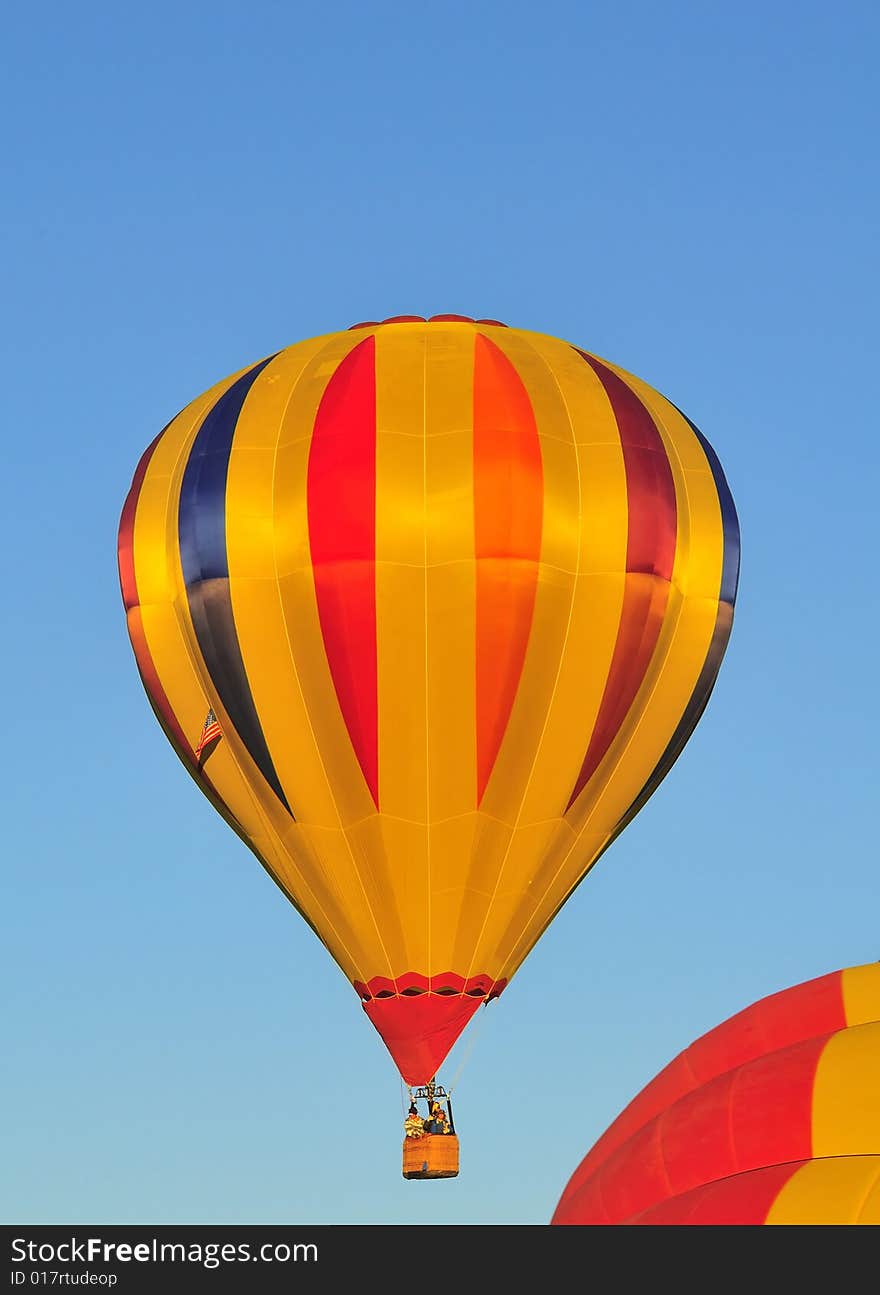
178;356;292;814
179;359;272;585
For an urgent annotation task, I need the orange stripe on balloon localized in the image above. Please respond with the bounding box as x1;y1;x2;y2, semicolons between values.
307;336;379;805
473;333;543;802
565;353;677;810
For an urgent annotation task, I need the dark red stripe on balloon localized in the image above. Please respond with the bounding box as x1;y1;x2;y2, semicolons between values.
118;429;164;613
565;353;677;811
308;336;379;804
117;427;197;767
473;334;543;802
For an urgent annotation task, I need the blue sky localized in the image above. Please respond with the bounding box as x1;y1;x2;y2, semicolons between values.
3;1;878;1226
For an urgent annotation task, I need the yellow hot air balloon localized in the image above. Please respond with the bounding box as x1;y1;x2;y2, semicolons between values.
118;313;739;1118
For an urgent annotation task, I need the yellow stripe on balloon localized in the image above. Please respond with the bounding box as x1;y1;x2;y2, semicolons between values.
424;325;481;972
766;1155;880;1225
841;962;880;1025
225;333;355;827
372;324;431;974
374;325;429;821
812;1021;880;1156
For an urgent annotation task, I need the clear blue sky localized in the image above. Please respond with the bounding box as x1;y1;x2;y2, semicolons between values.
3;0;878;1226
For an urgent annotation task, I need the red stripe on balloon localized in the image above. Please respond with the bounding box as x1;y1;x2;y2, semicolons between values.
666;1036;819;1192
307;336;379;805
473;334;543;802
565;353;677;810
624;1160;806;1225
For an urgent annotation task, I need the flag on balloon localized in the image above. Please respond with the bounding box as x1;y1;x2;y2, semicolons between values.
195;708;221;760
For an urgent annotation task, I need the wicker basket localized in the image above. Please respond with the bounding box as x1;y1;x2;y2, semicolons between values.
402;1133;460;1180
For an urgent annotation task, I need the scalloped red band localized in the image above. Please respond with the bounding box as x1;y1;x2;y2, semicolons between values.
353;972;507;1002
353;973;508;1086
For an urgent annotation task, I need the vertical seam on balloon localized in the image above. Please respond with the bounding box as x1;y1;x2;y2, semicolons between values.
496;366;698;981
654;1109;678;1205
271;331;395;986
727;1065;745;1176
854;1159;880;1223
422;329;432;988
461;328;581;988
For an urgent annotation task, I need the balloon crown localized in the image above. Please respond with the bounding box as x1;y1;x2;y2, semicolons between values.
348;314;507;329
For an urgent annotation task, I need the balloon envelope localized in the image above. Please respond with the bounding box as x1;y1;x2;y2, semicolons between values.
552;962;880;1224
118;315;739;1084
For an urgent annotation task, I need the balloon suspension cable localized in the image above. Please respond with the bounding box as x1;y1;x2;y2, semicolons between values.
445;998;494;1095
401;1079;415;1116
400;998;495;1111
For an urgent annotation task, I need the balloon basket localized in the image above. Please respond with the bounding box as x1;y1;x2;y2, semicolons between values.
402;1133;460;1180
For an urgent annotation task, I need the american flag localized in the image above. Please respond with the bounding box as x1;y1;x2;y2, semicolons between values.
195;707;222;759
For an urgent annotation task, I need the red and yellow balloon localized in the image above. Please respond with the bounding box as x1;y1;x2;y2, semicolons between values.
117;314;739;1085
552;962;880;1224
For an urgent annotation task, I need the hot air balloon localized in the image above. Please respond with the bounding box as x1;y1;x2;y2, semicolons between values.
551;962;880;1224
117;313;739;1178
